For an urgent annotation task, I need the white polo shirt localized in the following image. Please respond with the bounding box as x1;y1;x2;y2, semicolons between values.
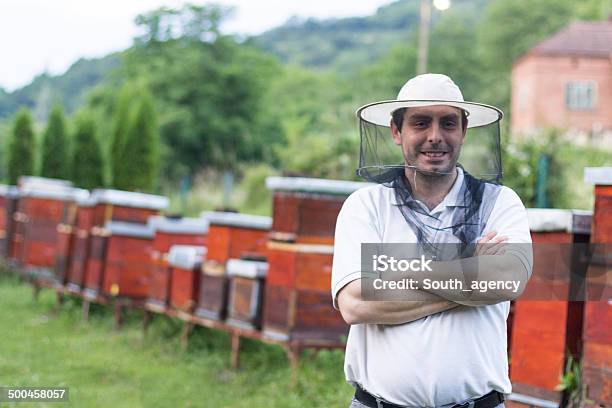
331;169;532;407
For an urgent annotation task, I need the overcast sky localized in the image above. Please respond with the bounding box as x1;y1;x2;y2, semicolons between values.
1;0;395;92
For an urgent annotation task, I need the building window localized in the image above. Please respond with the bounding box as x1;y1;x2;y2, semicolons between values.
565;81;596;110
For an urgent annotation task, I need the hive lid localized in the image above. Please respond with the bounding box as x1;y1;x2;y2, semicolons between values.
104;221;155;239
91;189;169;210
18;176;72;189
148;215;209;235
584;167;612;185
226;258;268;279
202;211;271;230
168;245;207;269
266;176;372;195
21;186;89;202
526;208;592;234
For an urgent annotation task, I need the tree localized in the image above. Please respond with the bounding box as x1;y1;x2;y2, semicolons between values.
119;91;159;192
40;104;69;179
109;84;133;188
6;109;36;185
71;112;104;189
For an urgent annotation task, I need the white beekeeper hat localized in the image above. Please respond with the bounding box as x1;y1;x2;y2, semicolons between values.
357;73;502;128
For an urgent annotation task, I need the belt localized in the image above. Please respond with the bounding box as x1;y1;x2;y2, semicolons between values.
354;387;505;408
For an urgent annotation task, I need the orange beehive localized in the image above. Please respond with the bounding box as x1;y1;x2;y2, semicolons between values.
100;221;155;299
582;167;612;407
65;196;97;293
510;209;591;404
0;185;19;259
80;190;167;299
168;245;206;312
262;241;347;342
226;259;268;330
54;193;93;286
196;212;271;320
146;216;209;311
13;177;86;282
90;189;168;226
265;177;370;244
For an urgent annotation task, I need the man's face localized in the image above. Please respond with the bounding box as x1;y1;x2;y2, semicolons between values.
390;105;467;175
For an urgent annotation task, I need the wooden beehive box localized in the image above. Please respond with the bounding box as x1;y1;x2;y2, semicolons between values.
90;189;168;226
266;177;370;244
54;191;91;285
168;245;206;312
101;221;155;299
262;241;347;342
66;196;97;293
14;177;85;281
202;212;271;275
146;216;209;310
0;185;19;259
195;212;270;321
12;177;74;267
510;209;592;404
581;167;612;407
226;259;268;330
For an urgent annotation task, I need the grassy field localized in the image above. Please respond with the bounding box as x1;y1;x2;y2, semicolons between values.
0;271;351;408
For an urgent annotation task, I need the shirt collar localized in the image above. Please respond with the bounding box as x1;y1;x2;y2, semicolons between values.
392;166;467;211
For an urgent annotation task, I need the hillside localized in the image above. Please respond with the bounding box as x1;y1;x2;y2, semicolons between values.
0;53;121;121
0;0;494;121
250;0;492;72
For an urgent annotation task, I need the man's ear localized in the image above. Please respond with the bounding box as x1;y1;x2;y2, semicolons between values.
390;120;402;146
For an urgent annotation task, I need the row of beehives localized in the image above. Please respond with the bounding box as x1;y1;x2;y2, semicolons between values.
0;169;610;408
0;175;370;344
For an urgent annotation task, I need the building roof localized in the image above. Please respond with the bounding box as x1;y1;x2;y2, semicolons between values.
527;20;612;59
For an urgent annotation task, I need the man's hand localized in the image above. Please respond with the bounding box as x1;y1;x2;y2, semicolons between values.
475;231;508;256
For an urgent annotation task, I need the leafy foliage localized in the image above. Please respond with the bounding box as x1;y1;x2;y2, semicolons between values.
40;105;70;179
118;90;159;192
71;112;105;189
6;109;36;185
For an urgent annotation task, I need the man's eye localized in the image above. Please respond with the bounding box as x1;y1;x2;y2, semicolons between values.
414;122;427;128
443;121;457;128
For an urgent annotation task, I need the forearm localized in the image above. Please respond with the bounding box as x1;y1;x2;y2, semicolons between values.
337;279;461;325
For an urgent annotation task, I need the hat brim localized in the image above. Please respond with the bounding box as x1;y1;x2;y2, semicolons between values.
357;99;503;128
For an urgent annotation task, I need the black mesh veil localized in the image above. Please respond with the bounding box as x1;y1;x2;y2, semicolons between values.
355;101;505;259
356;110;503;185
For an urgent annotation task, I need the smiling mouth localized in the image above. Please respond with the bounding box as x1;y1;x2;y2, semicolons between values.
421;152;447;158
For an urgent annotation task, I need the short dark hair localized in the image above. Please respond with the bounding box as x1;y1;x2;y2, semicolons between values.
391;107;468;131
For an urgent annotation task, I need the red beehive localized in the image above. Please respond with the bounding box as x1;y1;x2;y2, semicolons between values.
262;241;347;342
168;245;206;312
90;189;168;226
0;185;19;260
226;259;268;330
266;177;370;244
582;167;612;407
54;192;92;286
65;196;97;293
196;212;271;320
100;221;155;299
146;216;209;311
13;177;86;282
80;190;167;299
510;209;591;404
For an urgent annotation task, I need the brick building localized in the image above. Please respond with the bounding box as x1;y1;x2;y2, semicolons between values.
511;20;612;145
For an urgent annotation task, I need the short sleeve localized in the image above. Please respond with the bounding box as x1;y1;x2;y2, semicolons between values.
483;186;533;277
331;189;381;309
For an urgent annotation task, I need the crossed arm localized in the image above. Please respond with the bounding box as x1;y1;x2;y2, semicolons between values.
337;231;529;325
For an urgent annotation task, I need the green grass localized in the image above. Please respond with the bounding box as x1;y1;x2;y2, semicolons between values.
0;271;351;408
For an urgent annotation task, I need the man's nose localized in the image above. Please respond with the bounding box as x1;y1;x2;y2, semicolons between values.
427;122;443;143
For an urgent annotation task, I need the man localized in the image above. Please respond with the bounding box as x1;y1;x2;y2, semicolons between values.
332;74;533;408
